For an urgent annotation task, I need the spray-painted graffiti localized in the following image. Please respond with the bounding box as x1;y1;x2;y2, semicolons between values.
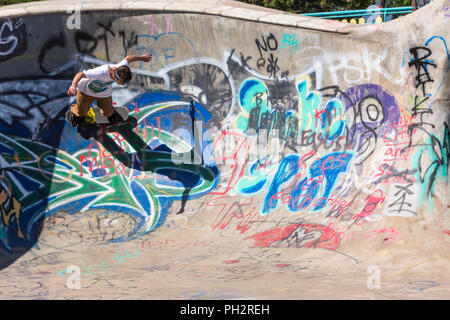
255;33;280;79
403;36;450;209
207;196;267;233
0;11;447;263
0;18;27;62
219;31;447;230
0;89;220;249
0;79;72;141
256;151;353;215
443;0;450;17
0;181;24;240
247;223;340;250
280;33;299;52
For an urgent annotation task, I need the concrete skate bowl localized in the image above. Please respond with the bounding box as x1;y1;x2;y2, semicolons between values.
0;0;448;299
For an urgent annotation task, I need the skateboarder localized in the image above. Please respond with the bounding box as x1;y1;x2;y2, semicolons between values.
66;53;152;126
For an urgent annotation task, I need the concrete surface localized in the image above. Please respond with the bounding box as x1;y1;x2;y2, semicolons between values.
0;0;448;300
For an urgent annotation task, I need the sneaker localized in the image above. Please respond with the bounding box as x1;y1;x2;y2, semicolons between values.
68;112;84;127
107;110;125;124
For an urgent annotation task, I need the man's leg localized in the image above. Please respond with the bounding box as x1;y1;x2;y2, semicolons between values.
96;96;114;117
97;96;124;123
69;91;95;125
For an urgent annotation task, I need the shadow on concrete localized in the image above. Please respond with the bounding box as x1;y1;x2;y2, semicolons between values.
77;115;218;215
0;106;67;271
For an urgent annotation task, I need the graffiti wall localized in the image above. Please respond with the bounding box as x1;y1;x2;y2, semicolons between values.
0;2;448;269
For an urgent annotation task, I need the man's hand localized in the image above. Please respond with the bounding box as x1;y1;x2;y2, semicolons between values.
140;53;152;62
67;84;77;96
67;72;85;95
125;53;153;63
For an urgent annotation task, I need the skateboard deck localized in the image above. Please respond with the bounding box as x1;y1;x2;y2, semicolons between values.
66;107;129;125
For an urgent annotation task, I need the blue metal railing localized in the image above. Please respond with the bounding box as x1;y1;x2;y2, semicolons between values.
301;6;418;24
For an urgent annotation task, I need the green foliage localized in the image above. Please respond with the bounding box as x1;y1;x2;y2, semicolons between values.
241;0;326;13
0;0;42;6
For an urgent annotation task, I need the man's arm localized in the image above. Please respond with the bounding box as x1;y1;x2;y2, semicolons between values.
67;72;86;96
125;53;153;63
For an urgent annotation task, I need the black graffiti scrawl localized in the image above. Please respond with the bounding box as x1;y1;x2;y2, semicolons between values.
0;18;27;62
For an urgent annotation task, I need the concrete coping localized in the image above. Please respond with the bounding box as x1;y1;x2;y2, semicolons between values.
0;0;354;34
2;0;439;35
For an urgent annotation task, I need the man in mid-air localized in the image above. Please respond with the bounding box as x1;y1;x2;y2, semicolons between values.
67;53;152;125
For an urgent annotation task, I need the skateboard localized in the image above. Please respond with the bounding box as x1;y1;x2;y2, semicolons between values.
66;106;129;126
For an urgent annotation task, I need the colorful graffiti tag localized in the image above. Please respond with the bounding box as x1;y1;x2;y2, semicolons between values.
0;10;448;265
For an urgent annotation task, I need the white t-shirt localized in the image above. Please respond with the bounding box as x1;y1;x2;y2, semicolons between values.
77;59;128;98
